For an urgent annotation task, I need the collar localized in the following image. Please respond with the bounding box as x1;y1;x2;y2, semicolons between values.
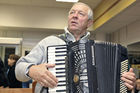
64;27;90;43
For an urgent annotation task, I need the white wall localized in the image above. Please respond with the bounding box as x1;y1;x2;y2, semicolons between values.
0;4;69;29
110;19;140;46
94;32;107;41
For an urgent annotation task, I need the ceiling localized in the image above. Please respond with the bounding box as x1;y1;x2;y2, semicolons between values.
94;0;140;33
0;0;101;9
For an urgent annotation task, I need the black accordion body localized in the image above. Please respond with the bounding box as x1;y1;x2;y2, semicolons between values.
47;40;129;93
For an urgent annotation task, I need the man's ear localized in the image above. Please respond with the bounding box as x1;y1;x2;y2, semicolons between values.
87;19;93;28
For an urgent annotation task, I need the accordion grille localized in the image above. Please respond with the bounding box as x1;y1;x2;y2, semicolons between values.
120;60;128;93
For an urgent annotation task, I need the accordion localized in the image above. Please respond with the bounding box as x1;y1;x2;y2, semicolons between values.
47;39;129;93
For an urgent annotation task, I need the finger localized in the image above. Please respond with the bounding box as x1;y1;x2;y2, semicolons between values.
40;81;45;87
46;76;58;88
129;68;133;72
45;71;58;86
42;79;55;88
124;82;134;90
45;63;55;68
45;64;58;83
39;70;58;87
39;77;55;88
122;72;136;80
121;77;134;86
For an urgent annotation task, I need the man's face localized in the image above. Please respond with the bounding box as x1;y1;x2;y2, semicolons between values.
68;4;92;33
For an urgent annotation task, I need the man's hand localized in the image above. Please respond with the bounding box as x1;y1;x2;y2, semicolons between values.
121;68;136;90
28;63;58;88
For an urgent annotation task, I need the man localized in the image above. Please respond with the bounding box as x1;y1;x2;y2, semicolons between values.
15;2;136;93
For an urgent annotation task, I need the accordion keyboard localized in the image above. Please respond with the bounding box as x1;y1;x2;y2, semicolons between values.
47;45;67;93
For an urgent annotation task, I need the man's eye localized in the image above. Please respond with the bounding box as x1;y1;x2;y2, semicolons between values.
79;12;85;16
70;11;74;14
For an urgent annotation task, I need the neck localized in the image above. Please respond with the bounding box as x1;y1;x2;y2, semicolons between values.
72;30;86;41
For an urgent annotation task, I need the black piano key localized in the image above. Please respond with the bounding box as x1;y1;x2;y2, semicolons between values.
55;47;67;50
56;71;65;74
57;84;66;86
59;80;66;83
56;68;65;70
56;59;65;61
55;54;67;57
56;89;66;92
56;75;66;77
55;51;67;53
55;63;65;65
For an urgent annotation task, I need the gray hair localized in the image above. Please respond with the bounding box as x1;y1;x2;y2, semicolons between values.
70;2;93;20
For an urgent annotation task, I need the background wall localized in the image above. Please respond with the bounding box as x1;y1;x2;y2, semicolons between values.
110;18;140;46
0;5;69;29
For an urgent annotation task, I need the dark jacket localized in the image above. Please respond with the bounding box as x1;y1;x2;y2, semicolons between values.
0;58;9;87
7;63;22;88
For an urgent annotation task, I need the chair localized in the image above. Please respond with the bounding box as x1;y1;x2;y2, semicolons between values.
32;81;37;93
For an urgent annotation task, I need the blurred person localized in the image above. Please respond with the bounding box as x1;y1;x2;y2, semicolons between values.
7;54;22;88
0;57;9;88
134;79;140;93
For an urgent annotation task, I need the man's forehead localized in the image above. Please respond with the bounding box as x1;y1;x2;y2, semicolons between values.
71;4;89;12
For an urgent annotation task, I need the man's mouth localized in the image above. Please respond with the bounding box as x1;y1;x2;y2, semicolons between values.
71;21;78;25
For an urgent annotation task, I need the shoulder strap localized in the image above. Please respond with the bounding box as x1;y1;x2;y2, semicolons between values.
58;34;67;42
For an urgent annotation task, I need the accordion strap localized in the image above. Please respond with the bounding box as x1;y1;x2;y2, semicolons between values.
57;34;72;44
58;34;67;42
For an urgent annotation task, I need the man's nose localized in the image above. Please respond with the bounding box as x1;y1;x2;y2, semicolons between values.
72;12;78;18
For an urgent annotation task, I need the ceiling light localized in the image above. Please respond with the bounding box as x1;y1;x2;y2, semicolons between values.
56;0;79;3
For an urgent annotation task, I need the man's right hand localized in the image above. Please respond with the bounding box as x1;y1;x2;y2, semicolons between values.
28;63;58;88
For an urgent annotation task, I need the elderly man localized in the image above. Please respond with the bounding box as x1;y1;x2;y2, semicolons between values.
15;2;136;93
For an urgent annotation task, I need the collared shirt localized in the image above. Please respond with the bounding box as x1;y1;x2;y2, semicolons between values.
64;27;90;43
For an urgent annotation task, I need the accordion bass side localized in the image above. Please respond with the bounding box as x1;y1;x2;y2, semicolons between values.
47;40;129;93
67;40;128;93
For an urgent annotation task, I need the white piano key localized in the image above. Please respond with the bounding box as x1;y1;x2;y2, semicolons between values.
48;48;67;52
56;69;65;73
58;77;66;81
48;56;66;60
48;52;67;55
55;65;65;68
48;47;56;50
48;59;56;61
54;86;66;90
49;86;66;93
48;60;56;64
56;73;66;77
58;82;66;85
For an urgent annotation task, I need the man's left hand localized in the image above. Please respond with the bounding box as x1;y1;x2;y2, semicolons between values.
121;68;136;90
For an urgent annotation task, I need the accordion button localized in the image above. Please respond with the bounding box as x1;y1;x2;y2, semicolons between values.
73;74;79;84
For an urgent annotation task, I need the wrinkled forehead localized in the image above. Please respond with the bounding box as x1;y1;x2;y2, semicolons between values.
70;4;89;14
